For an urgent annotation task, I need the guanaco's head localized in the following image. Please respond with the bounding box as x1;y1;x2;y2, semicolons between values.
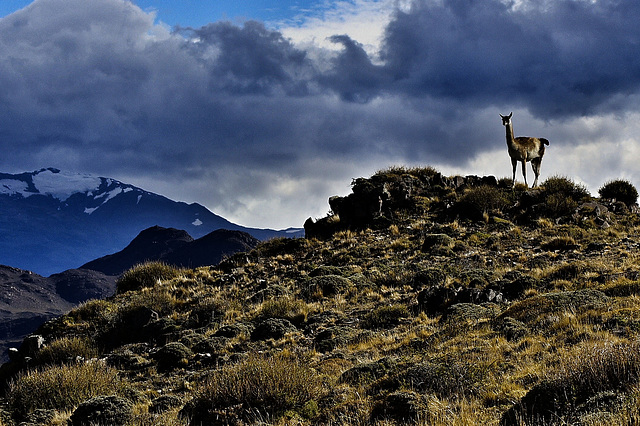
500;112;513;126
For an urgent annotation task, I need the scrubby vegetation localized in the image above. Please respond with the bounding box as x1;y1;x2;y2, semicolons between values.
1;166;640;425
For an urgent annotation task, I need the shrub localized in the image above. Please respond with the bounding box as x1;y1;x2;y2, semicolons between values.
456;185;511;219
412;268;447;288
422;233;454;252
362;304;411;329
370;391;426;423
599;179;639;206
258;297;308;325
500;289;608;325
7;362;128;419
373;165;439;182
34;337;98;366
116;262;181;294
541;235;578;251
304;275;353;299
154;342;193;371
69;395;133;426
502;341;640;424
183;353;323;424
541;176;591;217
68;299;116;324
399;360;486;399
251;318;298;341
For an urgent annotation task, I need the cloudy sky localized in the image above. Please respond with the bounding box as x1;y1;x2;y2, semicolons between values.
1;0;640;229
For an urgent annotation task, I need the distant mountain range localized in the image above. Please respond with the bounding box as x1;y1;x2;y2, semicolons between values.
0;168;303;276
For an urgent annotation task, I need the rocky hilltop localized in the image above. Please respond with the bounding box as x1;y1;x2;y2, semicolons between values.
1;166;640;426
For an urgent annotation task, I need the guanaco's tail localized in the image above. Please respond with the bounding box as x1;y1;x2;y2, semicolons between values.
541;138;550;146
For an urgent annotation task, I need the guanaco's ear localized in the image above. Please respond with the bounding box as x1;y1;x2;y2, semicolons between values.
508;112;513;118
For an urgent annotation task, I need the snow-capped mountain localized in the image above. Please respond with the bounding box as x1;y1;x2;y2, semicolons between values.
0;168;303;275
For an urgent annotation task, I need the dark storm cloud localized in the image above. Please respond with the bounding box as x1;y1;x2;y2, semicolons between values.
376;0;640;117
1;0;640;227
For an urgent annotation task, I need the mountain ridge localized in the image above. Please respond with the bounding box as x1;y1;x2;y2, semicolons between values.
81;226;260;276
0;168;303;276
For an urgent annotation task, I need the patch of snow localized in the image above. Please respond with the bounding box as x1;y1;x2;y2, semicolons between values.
123;187;133;193
32;170;101;201
137;194;142;204
102;187;123;203
84;207;99;214
192;218;203;226
0;179;30;197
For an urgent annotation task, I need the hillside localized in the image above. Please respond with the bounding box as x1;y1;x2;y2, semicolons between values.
0;266;116;362
0;226;259;363
1;166;640;425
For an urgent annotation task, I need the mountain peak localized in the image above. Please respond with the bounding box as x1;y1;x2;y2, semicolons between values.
0;169;303;275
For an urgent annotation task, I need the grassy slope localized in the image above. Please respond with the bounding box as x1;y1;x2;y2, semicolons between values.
2;167;640;425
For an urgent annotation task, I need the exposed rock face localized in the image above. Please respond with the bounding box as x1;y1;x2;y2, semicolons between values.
305;172;503;237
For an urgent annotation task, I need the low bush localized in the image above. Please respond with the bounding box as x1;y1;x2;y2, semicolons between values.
362;304;410;329
154;342;193;371
183;353;323;424
116;262;182;294
7;362;128;420
258;297;308;325
599;179;639;206
34;337;98;366
541;176;591;217
541;235;578;251
456;185;511;220
69;395;133;426
502;341;640;424
303;275;353;299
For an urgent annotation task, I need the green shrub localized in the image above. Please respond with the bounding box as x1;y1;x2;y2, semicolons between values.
69;395;133;426
116;262;181;294
154;342;193;371
34;337;98;366
373;165;439;182
457;185;511;219
599;179;639;206
255;237;310;258
8;363;128;419
183;353;323;424
400;360;486;398
541;176;591;217
304;275;353;299
363;305;411;329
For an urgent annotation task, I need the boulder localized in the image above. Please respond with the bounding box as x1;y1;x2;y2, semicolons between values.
69;395;133;426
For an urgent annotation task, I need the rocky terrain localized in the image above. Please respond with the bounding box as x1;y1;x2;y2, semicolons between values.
1;166;640;425
0;226;259;363
0;266;115;362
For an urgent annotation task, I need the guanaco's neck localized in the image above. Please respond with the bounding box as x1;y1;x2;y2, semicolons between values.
505;122;516;147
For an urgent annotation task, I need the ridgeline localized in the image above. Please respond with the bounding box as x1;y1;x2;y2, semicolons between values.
1;166;640;425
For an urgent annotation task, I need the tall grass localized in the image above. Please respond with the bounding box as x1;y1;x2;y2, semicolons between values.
8;362;129;419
